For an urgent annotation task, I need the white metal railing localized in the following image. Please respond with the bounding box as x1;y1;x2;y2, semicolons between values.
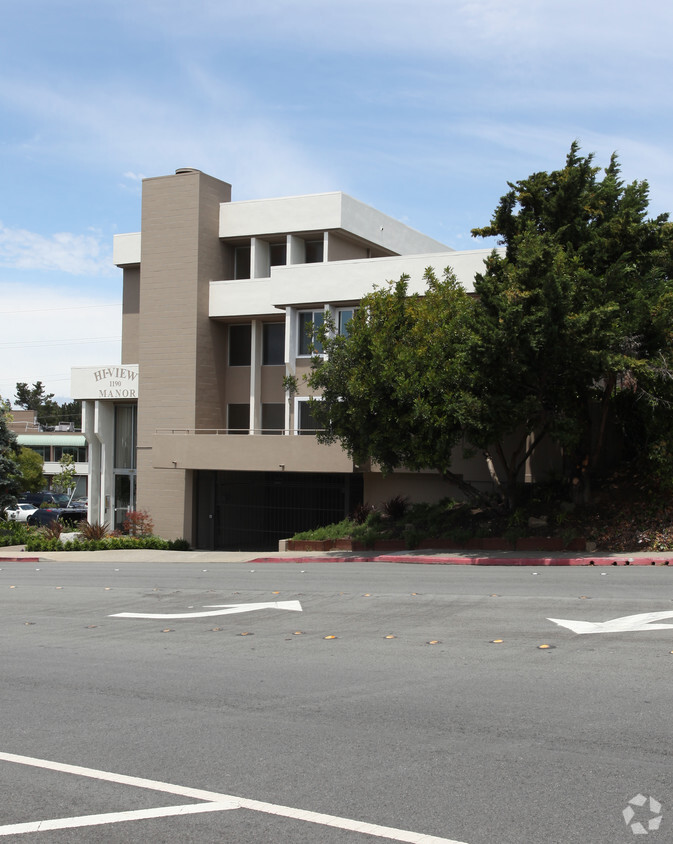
155;427;322;436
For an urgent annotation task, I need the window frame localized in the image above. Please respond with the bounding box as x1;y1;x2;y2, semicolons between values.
261;403;285;435
262;322;285;366
227;403;251;434
294;396;322;436
336;307;357;337
228;324;252;367
297;309;325;357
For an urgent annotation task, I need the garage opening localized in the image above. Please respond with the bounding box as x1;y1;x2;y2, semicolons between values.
195;470;363;551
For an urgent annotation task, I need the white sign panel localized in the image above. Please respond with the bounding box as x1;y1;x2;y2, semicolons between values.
71;365;139;400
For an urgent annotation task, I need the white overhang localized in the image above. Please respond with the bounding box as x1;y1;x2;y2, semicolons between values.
209;248;497;318
113;232;141;266
219;192;450;255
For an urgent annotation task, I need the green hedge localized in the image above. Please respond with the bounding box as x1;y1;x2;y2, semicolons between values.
23;536;191;552
0;521;31;547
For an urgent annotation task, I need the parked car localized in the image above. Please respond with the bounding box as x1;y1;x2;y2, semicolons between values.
19;491;70;508
4;503;39;522
27;506;88;528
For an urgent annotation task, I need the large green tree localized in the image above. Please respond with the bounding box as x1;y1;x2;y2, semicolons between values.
14;382;81;429
308;145;673;506
0;396;20;508
470;142;673;501
308;268;483;501
13;447;45;493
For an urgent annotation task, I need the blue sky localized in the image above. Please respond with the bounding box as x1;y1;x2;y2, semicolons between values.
1;0;672;401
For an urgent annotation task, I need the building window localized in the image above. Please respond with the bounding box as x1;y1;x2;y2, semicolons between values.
26;445;49;460
229;324;251;366
298;310;324;356
305;239;324;263
262;404;285;435
337;308;356;337
295;398;322;435
54;445;88;462
228;404;250;434
269;242;286;267
234;245;251;279
114;405;137;469
263;323;285;365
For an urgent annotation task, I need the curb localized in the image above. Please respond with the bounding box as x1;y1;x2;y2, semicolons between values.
0;557;40;563
250;555;672;566
376;555;671;566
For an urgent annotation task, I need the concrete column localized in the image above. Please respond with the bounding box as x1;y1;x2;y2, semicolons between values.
82;400;100;523
251;237;270;278
250;320;262;433
287;234;305;265
93;401;115;525
284;308;296;434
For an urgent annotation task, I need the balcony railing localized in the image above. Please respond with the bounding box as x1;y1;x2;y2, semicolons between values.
155;427;323;436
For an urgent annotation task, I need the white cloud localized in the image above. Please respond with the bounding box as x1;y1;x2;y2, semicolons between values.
0;73;340;201
0;223;114;276
136;0;673;61
0;283;121;402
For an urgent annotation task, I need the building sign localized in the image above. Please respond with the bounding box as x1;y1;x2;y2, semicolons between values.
71;365;140;400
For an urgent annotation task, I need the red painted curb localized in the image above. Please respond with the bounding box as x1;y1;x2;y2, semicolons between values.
0;557;40;563
376;556;671;566
251;555;672;566
251;557;372;563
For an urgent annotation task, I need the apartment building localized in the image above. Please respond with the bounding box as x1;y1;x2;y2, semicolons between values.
71;168;500;549
8;409;88;498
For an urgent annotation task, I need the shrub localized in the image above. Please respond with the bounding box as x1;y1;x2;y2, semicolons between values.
0;520;31;547
24;535;172;552
43;520;63;540
381;495;410;521
122;510;154;537
78;521;110;540
168;538;191;551
351;502;374;525
293;518;355;541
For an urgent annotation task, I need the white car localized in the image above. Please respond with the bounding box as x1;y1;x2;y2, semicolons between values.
4;503;39;522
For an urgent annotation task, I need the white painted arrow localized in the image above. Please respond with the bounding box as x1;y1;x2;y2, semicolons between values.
548;610;673;635
110;600;302;620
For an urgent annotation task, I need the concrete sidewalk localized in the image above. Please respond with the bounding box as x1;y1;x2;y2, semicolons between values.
1;545;672;566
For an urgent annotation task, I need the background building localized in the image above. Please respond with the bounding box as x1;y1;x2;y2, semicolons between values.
72;168;505;549
8;409;88;498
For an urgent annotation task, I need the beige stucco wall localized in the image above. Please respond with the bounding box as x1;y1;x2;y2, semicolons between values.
364;472;455;507
260;365;284;401
121;266;140;364
151;431;354;473
135;169;232;541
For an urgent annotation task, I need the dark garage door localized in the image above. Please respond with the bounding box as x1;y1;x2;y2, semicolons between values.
196;470;363;551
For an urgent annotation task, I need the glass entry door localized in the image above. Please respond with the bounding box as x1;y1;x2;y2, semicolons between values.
114;473;136;531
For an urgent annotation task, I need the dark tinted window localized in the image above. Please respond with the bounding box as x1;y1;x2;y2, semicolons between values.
270;242;286;266
234;245;251;279
228;404;250;433
305;239;324;263
229;324;251;366
263;323;285;365
262;404;285;434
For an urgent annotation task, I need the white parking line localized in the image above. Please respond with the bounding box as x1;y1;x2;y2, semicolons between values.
0;802;236;836
0;751;470;843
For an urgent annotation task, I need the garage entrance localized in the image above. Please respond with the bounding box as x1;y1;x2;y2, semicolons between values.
195;470;363;551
